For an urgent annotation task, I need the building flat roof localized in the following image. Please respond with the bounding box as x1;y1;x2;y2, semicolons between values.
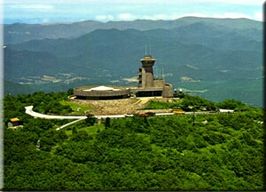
84;86;119;92
10;118;20;122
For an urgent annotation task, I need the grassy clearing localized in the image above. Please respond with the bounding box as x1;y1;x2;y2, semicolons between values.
145;99;183;109
60;100;93;115
79;124;105;136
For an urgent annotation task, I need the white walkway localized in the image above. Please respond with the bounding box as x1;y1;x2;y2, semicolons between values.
25;105;233;130
25;106;135;120
56;117;87;131
25;106;87;119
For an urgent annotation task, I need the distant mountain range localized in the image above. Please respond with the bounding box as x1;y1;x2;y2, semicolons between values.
4;17;263;106
5;17;262;44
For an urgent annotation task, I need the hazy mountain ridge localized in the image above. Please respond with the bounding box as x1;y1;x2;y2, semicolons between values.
4;17;262;106
7;26;261;77
4;17;262;44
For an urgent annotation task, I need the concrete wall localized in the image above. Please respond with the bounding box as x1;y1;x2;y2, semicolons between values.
153;79;165;87
144;67;154;87
162;84;174;98
74;89;130;97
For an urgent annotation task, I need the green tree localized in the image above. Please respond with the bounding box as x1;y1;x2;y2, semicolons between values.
86;114;97;126
105;117;111;128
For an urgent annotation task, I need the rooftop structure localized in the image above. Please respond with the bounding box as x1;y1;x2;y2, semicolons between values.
8;117;23;129
10;117;20;122
84;86;120;92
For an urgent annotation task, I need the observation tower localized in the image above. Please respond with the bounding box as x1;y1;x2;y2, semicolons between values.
138;55;156;88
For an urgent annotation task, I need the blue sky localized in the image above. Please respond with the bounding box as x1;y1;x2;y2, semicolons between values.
3;0;264;24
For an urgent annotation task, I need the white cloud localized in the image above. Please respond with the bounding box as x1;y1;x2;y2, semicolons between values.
6;0;263;6
141;14;182;20
8;4;55;10
96;13;138;21
41;18;51;23
168;13;209;20
181;12;263;21
200;0;264;5
93;11;263;22
254;11;263;21
95;15;114;21
115;13;203;21
117;13;136;21
212;12;251;19
152;14;172;20
208;11;264;21
3;0;172;5
153;11;263;21
4;0;263;23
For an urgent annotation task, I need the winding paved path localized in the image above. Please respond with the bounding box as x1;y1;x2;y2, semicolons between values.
25;105;233;130
25;106;232;120
25;106;86;119
56;118;87;131
25;106;138;120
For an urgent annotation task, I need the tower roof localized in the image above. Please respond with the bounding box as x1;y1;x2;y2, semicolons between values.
141;55;156;62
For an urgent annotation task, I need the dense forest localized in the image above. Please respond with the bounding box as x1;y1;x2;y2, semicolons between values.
3;91;264;190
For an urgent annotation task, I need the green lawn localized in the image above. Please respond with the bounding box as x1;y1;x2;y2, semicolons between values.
60;100;94;115
145;99;183;109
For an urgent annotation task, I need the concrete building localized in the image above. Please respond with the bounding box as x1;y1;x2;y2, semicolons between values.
134;55;173;98
8;117;23;129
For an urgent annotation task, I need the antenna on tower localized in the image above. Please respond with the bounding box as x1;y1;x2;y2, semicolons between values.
154;65;158;79
145;44;147;55
162;63;165;80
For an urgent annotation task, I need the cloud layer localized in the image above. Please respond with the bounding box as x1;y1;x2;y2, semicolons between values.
4;0;264;5
4;0;263;23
